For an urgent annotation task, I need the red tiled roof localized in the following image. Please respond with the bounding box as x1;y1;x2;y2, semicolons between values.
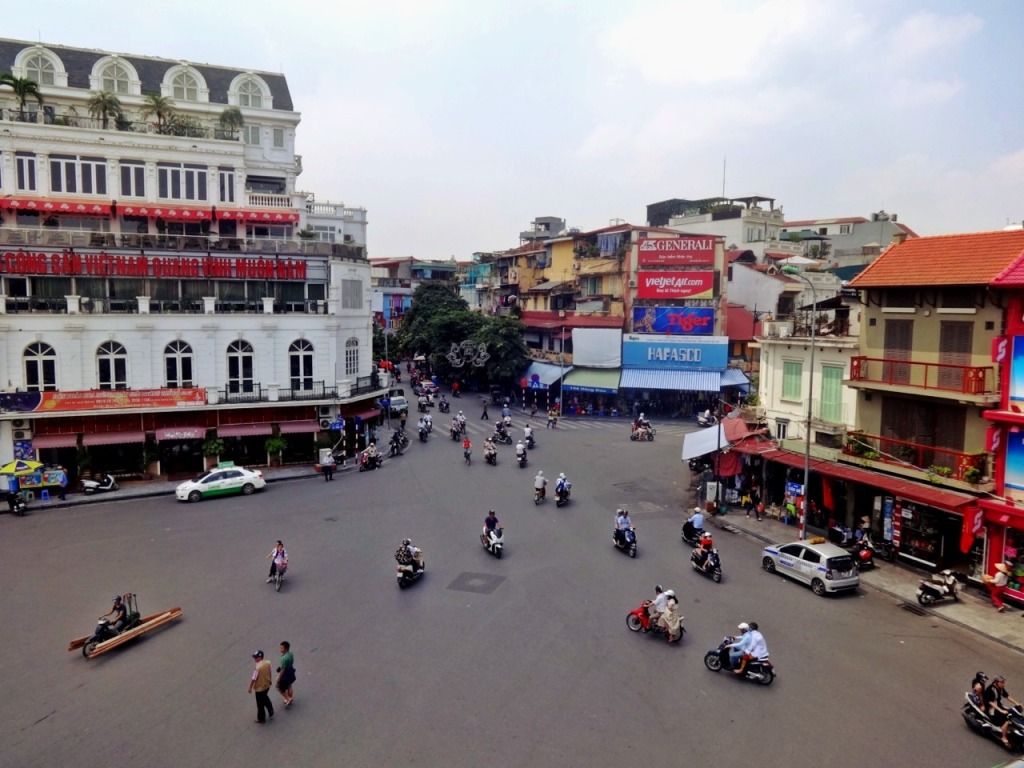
850;230;1024;288
991;249;1024;286
519;311;624;330
725;304;759;341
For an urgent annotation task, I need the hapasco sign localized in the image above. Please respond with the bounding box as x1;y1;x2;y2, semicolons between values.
637;237;715;266
632;306;714;335
622;333;728;370
635;271;714;299
0;250;307;280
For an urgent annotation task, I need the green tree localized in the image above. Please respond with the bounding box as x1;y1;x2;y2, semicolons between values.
218;105;244;138
140;93;175;132
86;89;122;129
0;73;43;121
372;322;388;363
397;283;470;358
472;315;530;386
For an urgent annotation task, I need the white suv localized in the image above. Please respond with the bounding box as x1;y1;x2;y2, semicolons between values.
761;537;859;596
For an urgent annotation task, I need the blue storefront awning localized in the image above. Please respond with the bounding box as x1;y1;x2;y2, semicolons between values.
561;367;621;394
720;368;750;390
523;361;572;389
620;368;720;392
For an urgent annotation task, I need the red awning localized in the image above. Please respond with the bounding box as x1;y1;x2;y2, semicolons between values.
121;205;211;222
217;208;300;223
155;426;206;441
278;421;320;434
1;197;111;215
217;423;273;437
730;439;978;512
348;409;381;421
33;434;79;449
83;430;146;446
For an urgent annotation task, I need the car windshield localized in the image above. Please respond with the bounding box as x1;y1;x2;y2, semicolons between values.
192;471;213;483
827;556;856;571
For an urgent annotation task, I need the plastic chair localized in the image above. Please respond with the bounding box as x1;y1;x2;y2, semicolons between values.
39;489;50;501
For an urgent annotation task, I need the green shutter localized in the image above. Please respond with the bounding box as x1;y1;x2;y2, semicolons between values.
782;361;803;400
820;365;844;423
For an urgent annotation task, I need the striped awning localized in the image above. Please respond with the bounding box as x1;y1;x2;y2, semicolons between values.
619;369;720;392
720;368;750;388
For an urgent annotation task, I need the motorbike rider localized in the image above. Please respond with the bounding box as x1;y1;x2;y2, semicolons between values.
971;672;989;706
400;538;424;572
501;404;512;421
734;621;769;675
694;534;716;573
483;438;497;463
482;510;503;544
646;584;670;626
495;421;509;441
614;508;634;546
659;591;682;642
102;594;129;633
457;411;467;430
534;470;547;498
439;395;450;413
555;472;569;499
266;540;288;582
727;623;752;669
985;675;1021;748
515;440;527;463
463;436;472;461
524;424;535;446
687;506;705;534
423;412;432;431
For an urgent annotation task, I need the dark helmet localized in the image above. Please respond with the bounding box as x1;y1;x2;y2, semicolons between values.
112;595;122;603
749;622;759;631
655;584;663;594
402;538;411;546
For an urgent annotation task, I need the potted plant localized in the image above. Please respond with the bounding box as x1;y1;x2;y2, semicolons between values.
265;435;288;466
202;437;225;469
963;466;982;485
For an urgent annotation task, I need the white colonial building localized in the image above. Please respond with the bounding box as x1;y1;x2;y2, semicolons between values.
0;38;381;482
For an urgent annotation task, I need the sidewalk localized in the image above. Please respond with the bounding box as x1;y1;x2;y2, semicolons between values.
711;509;1024;654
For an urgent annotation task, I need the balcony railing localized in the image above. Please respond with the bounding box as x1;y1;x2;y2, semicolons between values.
219;377;379;404
3;296;327;315
277;382;338;401
843;430;986;482
849;356;994;395
2;107;240;141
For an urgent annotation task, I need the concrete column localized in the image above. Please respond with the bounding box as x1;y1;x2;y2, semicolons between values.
65;295;81;314
136;296;150;314
262;297;275;314
267;383;280;402
202;296;216;314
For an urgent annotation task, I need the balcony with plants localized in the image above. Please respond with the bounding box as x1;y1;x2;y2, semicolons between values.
841;429;990;489
849;356;996;403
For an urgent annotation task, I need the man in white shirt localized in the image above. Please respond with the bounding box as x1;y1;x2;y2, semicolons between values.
736;621;769;675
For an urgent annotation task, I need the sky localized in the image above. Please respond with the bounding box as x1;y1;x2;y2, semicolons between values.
8;0;1024;259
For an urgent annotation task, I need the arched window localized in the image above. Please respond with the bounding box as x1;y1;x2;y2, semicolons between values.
101;62;132;93
345;338;359;377
237;78;263;108
165;341;194;388
289;339;314;391
227;340;254;394
171;70;199;101
97;341;128;390
24;54;55;85
24;342;56;391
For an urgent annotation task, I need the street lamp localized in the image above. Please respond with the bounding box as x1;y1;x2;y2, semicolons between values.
781;264;817;541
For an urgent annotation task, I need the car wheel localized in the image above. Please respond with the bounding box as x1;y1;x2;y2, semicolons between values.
241;483;255;496
626;614;643;632
762;557;776;573
188;490;202;503
811;578;827;596
704;652;722;671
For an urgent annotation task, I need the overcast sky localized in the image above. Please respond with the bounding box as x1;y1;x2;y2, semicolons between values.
9;0;1024;259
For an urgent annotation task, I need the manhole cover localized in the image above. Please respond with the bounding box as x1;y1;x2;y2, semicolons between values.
901;602;927;616
447;572;505;594
613;482;640;493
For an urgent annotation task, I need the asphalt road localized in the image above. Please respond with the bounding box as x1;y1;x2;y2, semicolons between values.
1;412;1018;767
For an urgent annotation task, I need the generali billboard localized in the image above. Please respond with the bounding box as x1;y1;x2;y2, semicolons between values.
637;236;715;266
635;271;714;299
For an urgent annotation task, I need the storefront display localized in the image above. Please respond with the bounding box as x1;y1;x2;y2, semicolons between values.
896;503;943;568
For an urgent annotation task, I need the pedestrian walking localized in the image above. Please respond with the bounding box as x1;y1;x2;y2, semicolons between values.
481;401;489;420
321;453;335;481
248;650;274;723
276;641;296;707
399;411;407;431
987;563;1011;612
58;468;68;500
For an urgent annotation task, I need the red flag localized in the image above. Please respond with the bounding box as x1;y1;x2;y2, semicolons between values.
820;476;834;512
960;505;984;553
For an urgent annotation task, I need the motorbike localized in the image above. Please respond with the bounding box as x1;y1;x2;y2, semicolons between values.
481;527;504;558
419;426;429;443
917;569;964;605
503;415;512;428
688;455;714;474
697;410;719;428
518;452;528;468
450;426;462;441
555;482;571;508
392;431;410;449
630;425;656;441
863;531;895;561
424;416;433;433
703;636;775;685
4;491;28;516
439;400;450;414
358;453;384;472
81;594;142;658
464;447;472;465
614;527;638;558
81;473;119;494
494;432;513;446
533;485;546;505
847;539;875;570
485;450;498;466
626;601;684;643
691;547;723;583
395;553;425;589
681;520;710;548
525;434;536;449
388;438;405;458
962;692;1024;750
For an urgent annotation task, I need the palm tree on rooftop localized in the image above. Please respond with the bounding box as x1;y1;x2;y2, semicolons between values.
86;89;122;130
140;93;175;133
0;73;43;121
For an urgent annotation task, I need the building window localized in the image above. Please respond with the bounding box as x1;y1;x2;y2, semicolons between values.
775;419;789;440
119;160;145;197
242;125;261;145
164;341;194;388
782;360;803;401
272;127;285;148
238;79;263;108
345;338;359;376
218;169;235;203
157;163;208;201
289;339;314;391
24;53;56;85
171;71;199;101
341;279;363;309
16;154;36;191
819;365;844;423
839;224;852;234
101;62;131;93
97;341;128;390
227;340;254;394
50;156;107;195
24;342;56;391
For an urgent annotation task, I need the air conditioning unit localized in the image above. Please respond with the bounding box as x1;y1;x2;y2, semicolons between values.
318;405;333;418
11;419;27;429
628;279;637;288
319;418;334;430
13;429;32;440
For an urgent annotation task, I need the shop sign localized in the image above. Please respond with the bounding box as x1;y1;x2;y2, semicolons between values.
993;335;1009;363
0;250;307;281
635;271;714;299
632;307;714;335
622;333;728;370
637;237;715;266
0;388;206;413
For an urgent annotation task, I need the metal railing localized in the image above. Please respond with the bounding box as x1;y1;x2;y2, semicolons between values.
843;430;986;482
277;382;338;401
850;356;994;395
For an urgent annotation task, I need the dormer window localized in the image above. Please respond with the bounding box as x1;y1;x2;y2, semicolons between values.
24;53;56;85
238;79;263;108
172;71;199;101
101;62;132;93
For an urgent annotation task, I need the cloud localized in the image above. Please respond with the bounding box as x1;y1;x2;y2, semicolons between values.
886;77;964;107
887;11;984;65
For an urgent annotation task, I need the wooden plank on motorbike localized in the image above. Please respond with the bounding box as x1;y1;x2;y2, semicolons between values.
69;607;182;654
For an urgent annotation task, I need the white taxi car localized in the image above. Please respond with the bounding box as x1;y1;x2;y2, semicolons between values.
175;462;266;503
761;537;859;596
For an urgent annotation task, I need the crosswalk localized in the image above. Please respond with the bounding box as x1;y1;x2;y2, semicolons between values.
409;414;699;440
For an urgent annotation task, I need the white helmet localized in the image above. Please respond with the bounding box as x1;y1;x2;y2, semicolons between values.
640;413;645;419
694;507;702;514
738;622;750;631
559;473;566;480
458;411;464;416
537;470;544;476
664;589;675;597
